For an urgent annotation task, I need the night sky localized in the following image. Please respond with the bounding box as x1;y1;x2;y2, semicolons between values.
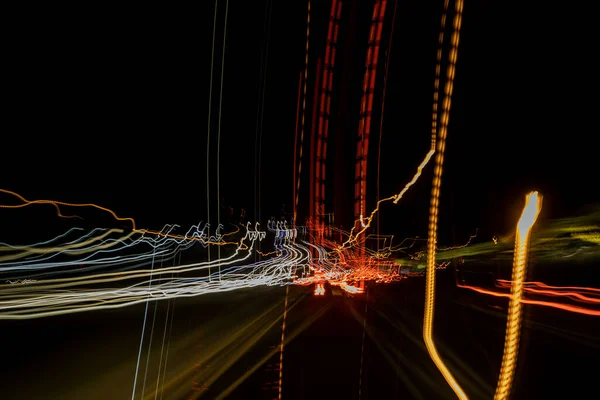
2;1;597;245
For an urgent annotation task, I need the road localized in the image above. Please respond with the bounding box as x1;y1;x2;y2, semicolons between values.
1;268;598;399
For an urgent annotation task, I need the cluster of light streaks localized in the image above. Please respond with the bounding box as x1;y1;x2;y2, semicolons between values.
457;280;600;317
336;0;450;253
496;280;600;306
4;177;596;324
354;0;388;248
0;187;410;320
0;224;298;319
313;0;342;234
3;2;597;400
0;217;403;320
0;189;305;319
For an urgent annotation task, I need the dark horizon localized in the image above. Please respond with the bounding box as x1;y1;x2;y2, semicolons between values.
2;1;597;243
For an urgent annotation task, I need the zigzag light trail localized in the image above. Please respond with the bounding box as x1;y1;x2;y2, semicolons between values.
0;191;398;320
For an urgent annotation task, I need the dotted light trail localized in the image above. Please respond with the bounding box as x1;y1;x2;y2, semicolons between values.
422;0;467;399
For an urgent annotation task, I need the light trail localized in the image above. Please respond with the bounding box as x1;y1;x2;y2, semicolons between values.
457;282;600;317
294;0;312;224
0;188;136;229
422;0;467;399
0;220;297;319
277;284;289;399
496;280;600;305
495;191;542;400
0;191;402;319
336;0;451;252
0;219;406;319
216;0;231;282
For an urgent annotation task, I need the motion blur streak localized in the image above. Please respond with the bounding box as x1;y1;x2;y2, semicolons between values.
338;0;448;252
494;191;542;400
294;0;312;223
496;280;600;305
456;283;600;317
422;0;468;399
277;285;289;400
0;188;136;229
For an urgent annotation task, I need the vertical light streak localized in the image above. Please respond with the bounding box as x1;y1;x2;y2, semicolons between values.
432;0;451;149
315;0;342;241
277;285;289;400
132;248;157;400
155;264;173;399
376;0;398;250
334;0;449;251
294;0;312;224
216;0;229;280
423;1;466;399
207;0;219;276
358;288;369;400
354;0;387;258
159;251;180;400
254;0;273;256
494;192;542;400
141;280;160;399
292;71;303;227
309;58;322;230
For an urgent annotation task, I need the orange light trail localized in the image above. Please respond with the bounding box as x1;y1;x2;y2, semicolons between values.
495;191;542;400
496;280;600;304
457;283;600;317
497;279;600;294
421;0;466;399
0;188;136;230
0;189;247;255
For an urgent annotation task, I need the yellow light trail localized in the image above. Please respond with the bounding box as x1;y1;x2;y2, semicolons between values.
422;0;467;399
494;191;542;400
